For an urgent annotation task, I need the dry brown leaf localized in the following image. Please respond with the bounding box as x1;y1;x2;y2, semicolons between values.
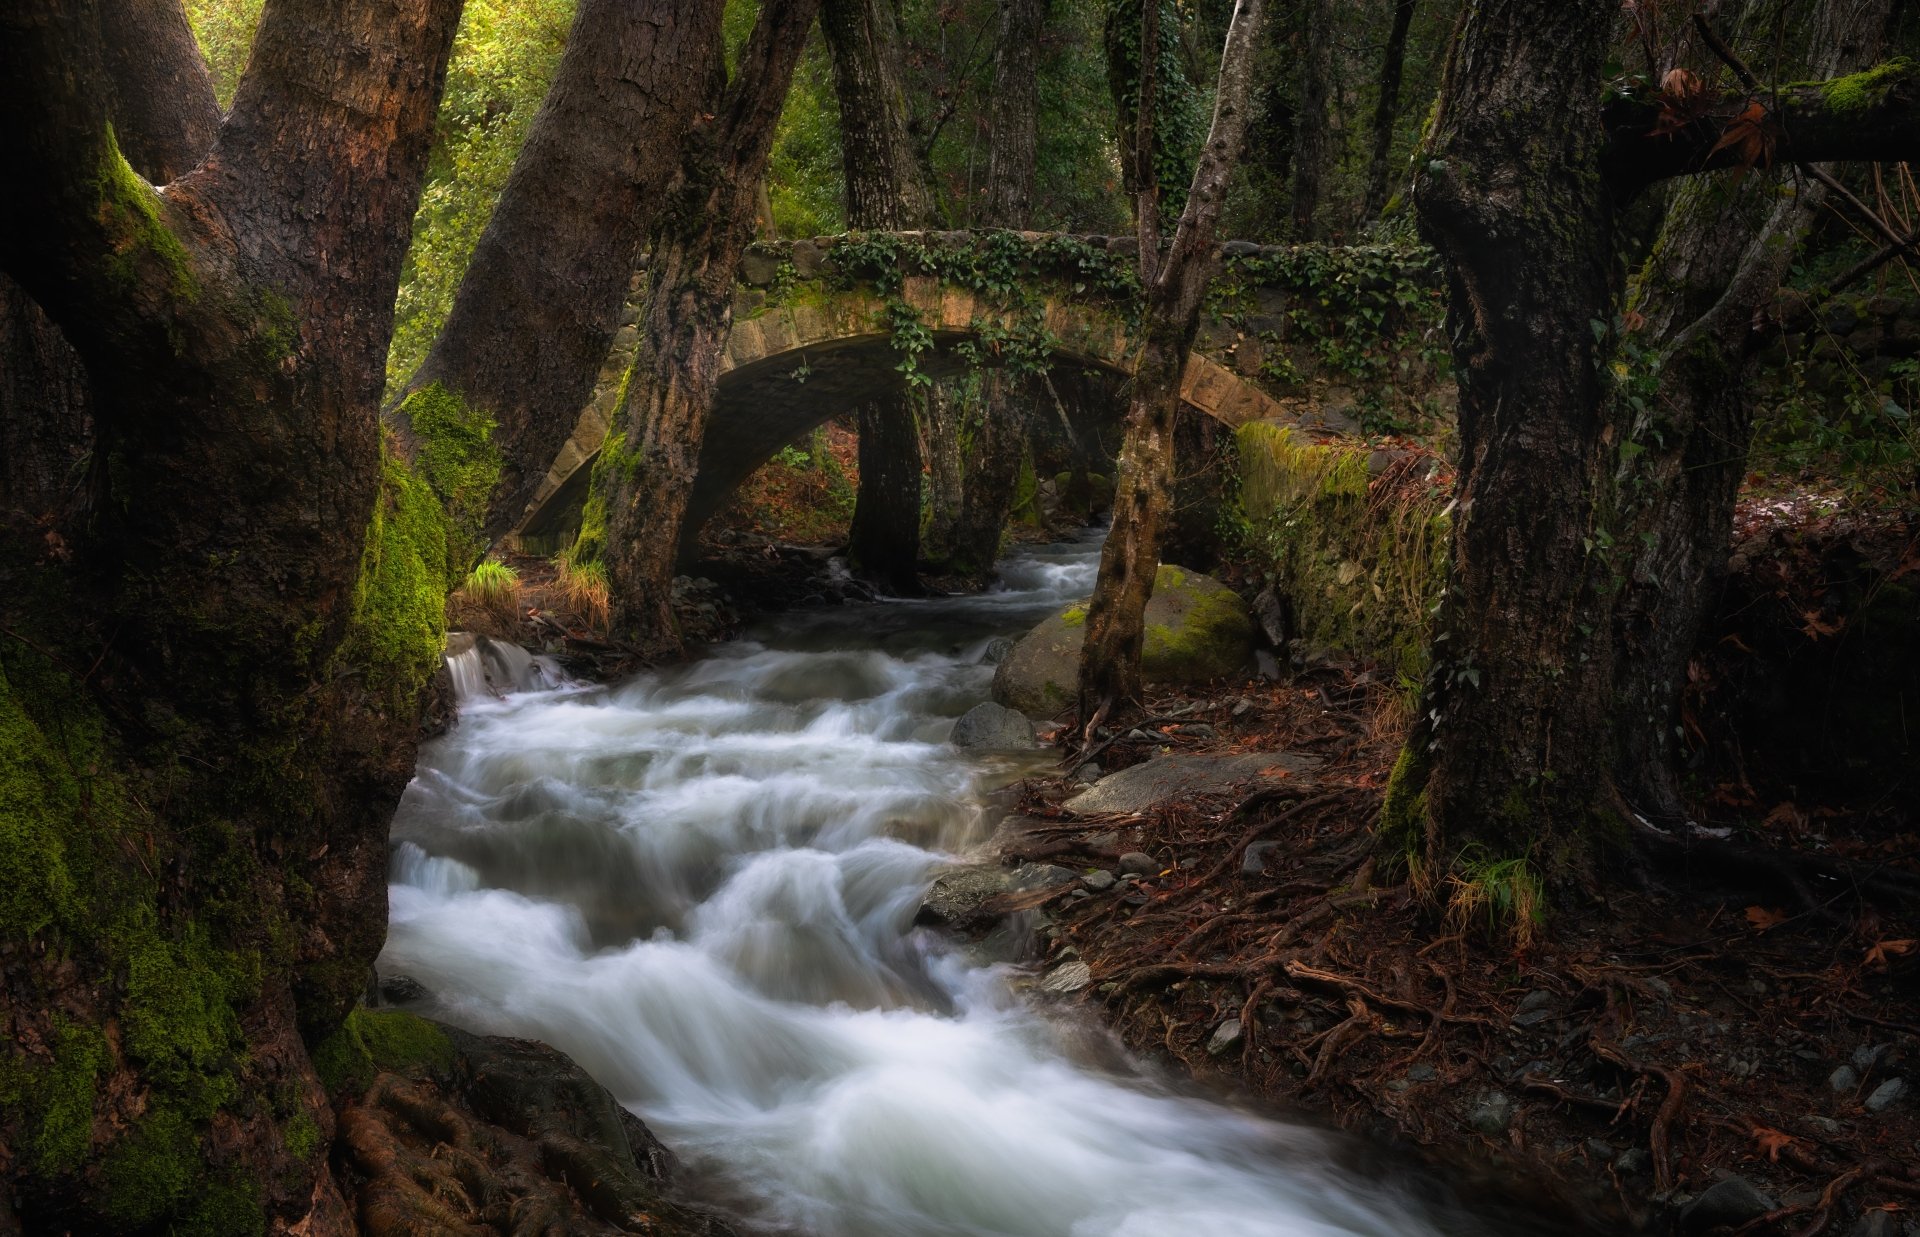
1745;905;1789;932
1864;939;1917;968
1750;1124;1800;1161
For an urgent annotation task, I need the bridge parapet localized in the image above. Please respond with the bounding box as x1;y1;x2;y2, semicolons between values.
513;232;1448;553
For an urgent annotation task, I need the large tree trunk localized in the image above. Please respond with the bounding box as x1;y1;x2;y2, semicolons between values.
984;0;1044;227
1079;0;1265;716
0;0;461;1225
586;0;822;647
1400;0;1619;877
824;0;934;591
1612;0;1890;824
1289;0;1335;236
393;0;728;543
1360;0;1418;221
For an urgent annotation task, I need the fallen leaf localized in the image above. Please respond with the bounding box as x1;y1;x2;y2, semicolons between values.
1865;939;1916;968
1745;905;1789;931
1750;1124;1800;1161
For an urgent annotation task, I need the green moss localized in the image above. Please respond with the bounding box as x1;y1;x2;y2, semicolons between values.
100;1105;197;1225
177;1176;265;1237
341;448;454;699
1061;605;1088;627
1816;57;1913;114
311;1008;454;1093
1378;744;1430;851
282;1107;321;1162
399;382;503;567
120;914;247;1110
98;127;198;305
1139;569;1256;676
0;661;86;940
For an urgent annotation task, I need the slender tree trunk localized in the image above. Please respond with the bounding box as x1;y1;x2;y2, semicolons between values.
1361;0;1418;221
1290;0;1334;236
394;0;728;543
1079;0;1266;716
588;0;822;647
945;369;1032;576
0;0;462;1225
824;0;934;591
1612;0;1890;824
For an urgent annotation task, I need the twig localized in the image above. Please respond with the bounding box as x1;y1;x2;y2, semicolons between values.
1590;1038;1687;1193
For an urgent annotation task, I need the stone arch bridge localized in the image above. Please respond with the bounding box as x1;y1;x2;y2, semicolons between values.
509;231;1440;554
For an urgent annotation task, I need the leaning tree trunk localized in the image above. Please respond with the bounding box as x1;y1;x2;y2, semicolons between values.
1398;0;1621;879
824;0;935;591
0;0;462;1227
1289;0;1335;236
1079;0;1266;717
1612;0;1890;824
392;0;728;544
587;0;823;647
1360;0;1418;221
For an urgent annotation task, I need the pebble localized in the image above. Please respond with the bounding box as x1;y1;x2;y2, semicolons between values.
1831;1064;1860;1093
1231;697;1254;717
1407;1063;1438;1083
1584;1138;1615;1160
1040;961;1093;993
1865;1077;1906;1112
1085;830;1120;852
1467;1092;1513;1136
1073;762;1103;783
1853;1043;1891;1072
1679;1177;1777;1234
1083;870;1117;891
1176;723;1218;738
1117;852;1158;876
1125;728;1157;742
1850;1212;1898;1237
1207;1018;1244;1056
1241;840;1281;875
1615;1148;1650;1175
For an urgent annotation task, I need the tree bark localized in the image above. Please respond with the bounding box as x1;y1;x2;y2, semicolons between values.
587;0;823;647
393;0;729;543
100;0;222;184
1401;0;1620;874
921;382;967;565
0;0;462;1223
944;369;1032;577
1289;0;1334;236
1079;0;1265;716
983;0;1045;228
824;0;933;591
1361;0;1418;221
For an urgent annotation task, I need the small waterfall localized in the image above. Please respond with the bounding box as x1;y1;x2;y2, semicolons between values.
443;632;568;704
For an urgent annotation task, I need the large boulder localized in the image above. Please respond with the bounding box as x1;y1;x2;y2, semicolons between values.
949;701;1038;751
1061;751;1319;816
990;566;1256;715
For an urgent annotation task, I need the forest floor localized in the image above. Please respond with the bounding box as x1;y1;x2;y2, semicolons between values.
993;501;1920;1237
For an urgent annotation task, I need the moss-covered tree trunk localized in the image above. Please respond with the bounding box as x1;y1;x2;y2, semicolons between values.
0;0;463;1225
585;0;822;647
393;0;728;544
825;0;934;592
1079;0;1265;717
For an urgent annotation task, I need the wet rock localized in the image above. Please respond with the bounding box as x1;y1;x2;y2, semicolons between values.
1467;1092;1513;1136
1061;751;1318;816
739;249;781;287
1041;961;1093;992
1207;1018;1244;1055
1117;852;1158;876
981;636;1016;665
789;239;828;278
950;701;1039;751
1085;830;1120;852
1865;1077;1907;1112
1679;1177;1776;1234
1615;1148;1650;1175
1083;870;1117;892
1175;722;1218;738
1073;762;1103;784
991;566;1256;714
1853;1043;1891;1072
377;973;433;1006
1831;1064;1861;1093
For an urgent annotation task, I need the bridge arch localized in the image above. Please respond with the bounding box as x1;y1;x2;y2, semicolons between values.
510;274;1292;554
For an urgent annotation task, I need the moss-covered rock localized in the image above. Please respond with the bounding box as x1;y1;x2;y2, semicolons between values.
990;565;1255;714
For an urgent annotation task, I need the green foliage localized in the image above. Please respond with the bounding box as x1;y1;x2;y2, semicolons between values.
1102;0;1204;216
311;1009;456;1093
1753;338;1919;496
183;0;265;106
765;30;844;237
1444;846;1545;948
385;0;575;394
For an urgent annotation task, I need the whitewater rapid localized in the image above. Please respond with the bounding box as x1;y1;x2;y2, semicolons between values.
379;536;1534;1237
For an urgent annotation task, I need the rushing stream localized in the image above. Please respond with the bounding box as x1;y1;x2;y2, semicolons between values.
380;535;1551;1237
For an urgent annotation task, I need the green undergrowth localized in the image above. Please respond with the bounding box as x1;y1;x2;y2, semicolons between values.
1228;422;1450;689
